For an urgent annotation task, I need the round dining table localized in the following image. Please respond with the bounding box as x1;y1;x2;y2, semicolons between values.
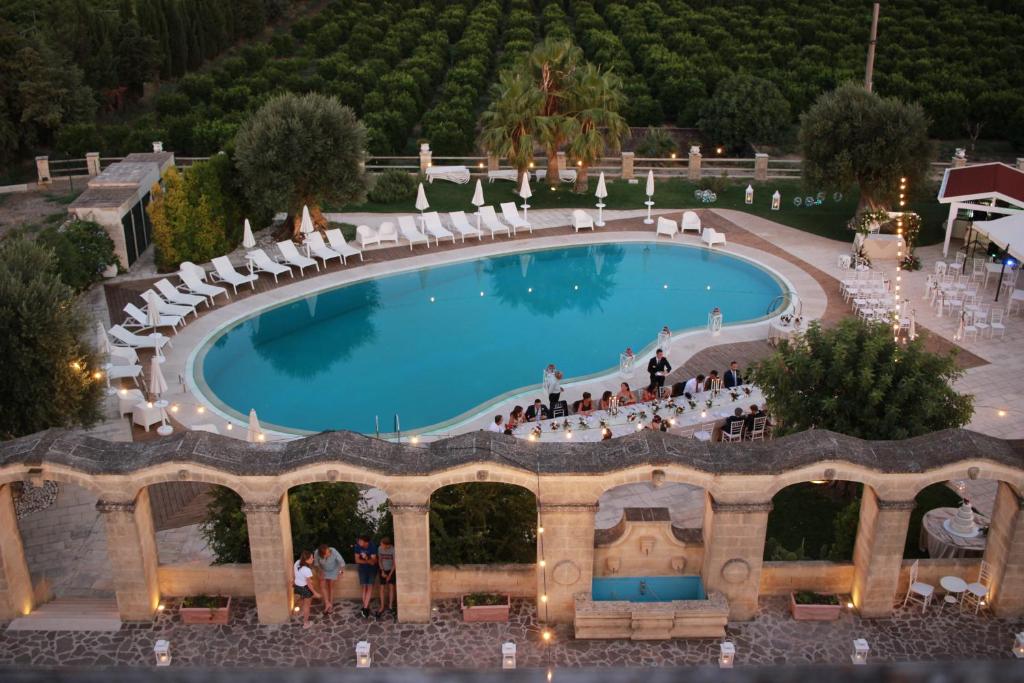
919;507;987;559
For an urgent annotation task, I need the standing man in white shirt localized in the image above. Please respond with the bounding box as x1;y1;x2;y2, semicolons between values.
543;364;563;411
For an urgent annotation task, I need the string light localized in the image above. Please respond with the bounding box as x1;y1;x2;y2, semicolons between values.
893;175;907;341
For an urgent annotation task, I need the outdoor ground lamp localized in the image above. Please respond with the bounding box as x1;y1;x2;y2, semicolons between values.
851;639;869;665
356;640;371;668
719;641;735;668
154;640;171;667
771;190;781;211
1014;632;1024;658
745;184;754;205
502;641;517;669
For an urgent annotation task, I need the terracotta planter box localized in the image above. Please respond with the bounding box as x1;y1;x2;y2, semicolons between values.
180;596;231;625
461;594;510;623
789;592;841;621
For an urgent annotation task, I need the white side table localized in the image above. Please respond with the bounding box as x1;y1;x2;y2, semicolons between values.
939;575;967;612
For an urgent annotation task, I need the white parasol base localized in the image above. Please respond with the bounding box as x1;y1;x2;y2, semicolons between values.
643;200;654;225
595;202;606;227
157;425;174;436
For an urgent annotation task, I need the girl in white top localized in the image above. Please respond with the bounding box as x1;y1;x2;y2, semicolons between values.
293;550;321;628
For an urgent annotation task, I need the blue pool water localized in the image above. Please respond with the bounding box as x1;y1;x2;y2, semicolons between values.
592;576;706;602
196;242;785;433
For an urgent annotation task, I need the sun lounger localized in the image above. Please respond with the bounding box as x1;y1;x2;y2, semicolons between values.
478;206;511;239
211;256;258;293
324;228;363;264
123;303;183;334
155;278;206;313
108;324;170;351
422;211;456;245
277;240;320;276
500;202;532;234
304;232;342;267
142;289;195;320
397;216;430;250
246;248;293;283
449;211;483;242
178;269;228;304
487;169;518;183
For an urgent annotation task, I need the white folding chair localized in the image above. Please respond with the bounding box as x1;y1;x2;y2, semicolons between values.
989;308;1006;339
749;416;767;441
962;560;991;614
693;422;715;442
721;420;744;443
902;559;934;612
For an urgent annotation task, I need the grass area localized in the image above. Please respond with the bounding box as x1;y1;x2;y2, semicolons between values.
905;483;962;559
765;483;861;561
333;177;948;245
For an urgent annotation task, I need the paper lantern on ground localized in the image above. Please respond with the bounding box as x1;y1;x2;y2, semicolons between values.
154;640;171;667
502;641;517;669
719;641;735;668
356;640;371;668
851;638;869;665
745;185;754;205
771;190;781;211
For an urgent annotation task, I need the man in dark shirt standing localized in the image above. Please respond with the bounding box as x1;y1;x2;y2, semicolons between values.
647;349;672;394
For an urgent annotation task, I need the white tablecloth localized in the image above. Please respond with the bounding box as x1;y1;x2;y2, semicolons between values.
858;233;904;261
919;507;987;559
425;165;471;184
513;387;765;442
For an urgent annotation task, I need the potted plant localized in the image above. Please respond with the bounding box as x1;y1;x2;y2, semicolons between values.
461;592;510;623
179;595;232;625
789;591;841;621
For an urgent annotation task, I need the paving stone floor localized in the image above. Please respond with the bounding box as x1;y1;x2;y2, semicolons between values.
1;597;1021;669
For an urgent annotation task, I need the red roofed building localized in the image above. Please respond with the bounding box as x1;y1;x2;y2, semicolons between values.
937;162;1024;256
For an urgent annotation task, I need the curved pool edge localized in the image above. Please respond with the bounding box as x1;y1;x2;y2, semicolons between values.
183;234;805;439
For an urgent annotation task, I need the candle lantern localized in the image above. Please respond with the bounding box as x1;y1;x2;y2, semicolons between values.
851;639;869;665
502;641;517;669
356;640;371;668
719;641;735;668
745;184;754;205
1013;632;1024;658
154;640;171;667
771;190;781;211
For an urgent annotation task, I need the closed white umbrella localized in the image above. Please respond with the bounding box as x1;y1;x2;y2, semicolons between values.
96;320;110;356
595;172;608;227
415;182;429;214
643;170;655;225
471;179;485;229
909;309;917;341
142;290;162;329
242;219;256;248
247;408;264;443
149;356;173;436
519;173;532;219
300;205;315;236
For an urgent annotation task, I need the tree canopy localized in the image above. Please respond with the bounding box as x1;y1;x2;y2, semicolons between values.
0;237;104;440
799;83;932;210
233;92;367;237
751;317;974;440
430;483;537;565
699;74;791;150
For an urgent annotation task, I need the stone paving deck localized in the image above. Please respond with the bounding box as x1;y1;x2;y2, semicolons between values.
0;597;1019;668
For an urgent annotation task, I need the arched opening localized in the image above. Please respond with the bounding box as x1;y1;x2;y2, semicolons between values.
428;482;537;612
765;481;863;562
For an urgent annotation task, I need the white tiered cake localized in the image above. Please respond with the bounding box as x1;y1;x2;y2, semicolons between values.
947;501;978;537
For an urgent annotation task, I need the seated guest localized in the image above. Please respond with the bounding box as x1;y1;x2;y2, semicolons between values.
682;374;705;398
704;370;720;392
617;382;636;406
722;407;746;438
641;384;659;402
507;405;525;429
599;390;614;411
724;361;743;388
487;415;503;433
575;392;595;415
744;404;768;433
524;399;549;422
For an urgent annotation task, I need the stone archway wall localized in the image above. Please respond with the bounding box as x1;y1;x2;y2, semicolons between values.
0;427;1022;623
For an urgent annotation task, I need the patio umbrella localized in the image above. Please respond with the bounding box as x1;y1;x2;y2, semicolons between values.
415;182;429;217
300;205;315;236
242;219;256;248
149;355;168;400
909;309;917;341
644;170;655;225
96;320;110;356
142;290;162;329
595;172;608;227
471;179;485;229
519;173;532;219
247;408;264;443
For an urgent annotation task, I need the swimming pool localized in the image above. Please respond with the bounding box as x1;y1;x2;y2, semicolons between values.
195;242;786;434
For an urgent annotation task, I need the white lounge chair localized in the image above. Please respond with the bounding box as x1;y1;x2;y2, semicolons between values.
123;303;184;334
277;240;320;276
378;221;400;245
324;228;363;264
479;206;511;239
155;278;207;312
449;211;483;241
397;216;430;250
107;346;145;390
572;209;594;232
487;169;518;183
701;227;726;247
422;211;456;245
211;256;258;293
304;232;342;267
656;217;678;239
108;324;170;351
680;211;701;234
178;269;228;304
356;225;379;248
142;289;195;320
246;249;293;283
500;203;532;234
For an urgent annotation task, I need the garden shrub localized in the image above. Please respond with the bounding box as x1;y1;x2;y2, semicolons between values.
368;170;416;203
36;220;118;291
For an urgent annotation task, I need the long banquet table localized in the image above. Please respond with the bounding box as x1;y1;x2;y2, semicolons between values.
511;386;766;442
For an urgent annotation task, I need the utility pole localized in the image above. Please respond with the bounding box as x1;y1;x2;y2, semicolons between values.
864;2;880;92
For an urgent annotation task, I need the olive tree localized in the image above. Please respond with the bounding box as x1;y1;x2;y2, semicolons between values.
233;92;367;238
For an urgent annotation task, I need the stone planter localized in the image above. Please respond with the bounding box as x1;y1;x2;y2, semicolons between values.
789;592;841;621
461;594;510;623
180;596;231;625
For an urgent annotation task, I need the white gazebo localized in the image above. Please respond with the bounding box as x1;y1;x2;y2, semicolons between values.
937;162;1024;257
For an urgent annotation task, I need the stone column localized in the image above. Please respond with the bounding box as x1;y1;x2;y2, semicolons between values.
537;502;596;624
390;502;432;623
85;153;101;177
419;143;432;173
35;156;51;185
754;153;769;181
97;490;160;621
244;497;293;625
850;488;913;617
983;482;1024;617
487;154;500;172
621;152;634;180
688;147;702;181
0;484;33;620
700;496;770;620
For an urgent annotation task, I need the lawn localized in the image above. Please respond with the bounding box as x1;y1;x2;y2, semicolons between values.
332;177;949;246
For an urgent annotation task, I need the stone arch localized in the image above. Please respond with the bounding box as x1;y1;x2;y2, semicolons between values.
125;464;252;501
266;464;394;503
423;463;541;500
0;466;107;498
904;461;1024;500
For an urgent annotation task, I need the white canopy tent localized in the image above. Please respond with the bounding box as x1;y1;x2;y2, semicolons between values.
936;163;1024;257
970;212;1024;263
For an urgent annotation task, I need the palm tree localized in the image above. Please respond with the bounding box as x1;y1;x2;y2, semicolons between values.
566;64;629;193
526;37;582;189
478;70;542;186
